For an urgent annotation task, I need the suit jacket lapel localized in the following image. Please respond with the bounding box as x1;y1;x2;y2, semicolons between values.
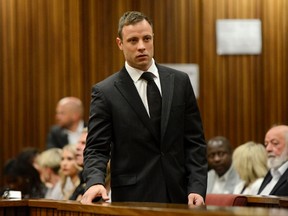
258;171;272;194
114;68;159;141
157;64;174;142
270;168;288;194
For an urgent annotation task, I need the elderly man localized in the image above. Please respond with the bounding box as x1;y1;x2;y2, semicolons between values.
258;125;288;196
46;97;86;149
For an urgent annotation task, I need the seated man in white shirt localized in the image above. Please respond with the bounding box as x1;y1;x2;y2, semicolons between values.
258;125;288;196
207;136;241;194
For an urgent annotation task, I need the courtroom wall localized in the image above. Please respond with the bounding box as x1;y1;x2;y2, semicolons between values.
0;0;287;185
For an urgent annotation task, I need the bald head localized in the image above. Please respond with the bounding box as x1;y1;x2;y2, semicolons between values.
58;97;83;115
55;97;84;130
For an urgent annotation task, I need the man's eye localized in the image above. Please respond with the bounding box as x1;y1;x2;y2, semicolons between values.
128;38;138;43
208;153;215;159
272;142;279;146
144;37;151;41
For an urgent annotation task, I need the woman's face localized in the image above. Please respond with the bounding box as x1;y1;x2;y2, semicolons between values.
60;149;79;177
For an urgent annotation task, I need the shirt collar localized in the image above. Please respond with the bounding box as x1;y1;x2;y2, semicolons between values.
125;58;158;82
64;120;84;134
271;160;288;178
217;165;233;181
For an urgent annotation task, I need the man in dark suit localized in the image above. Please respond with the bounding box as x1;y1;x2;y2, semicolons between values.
46;97;86;149
81;11;207;205
258;125;288;196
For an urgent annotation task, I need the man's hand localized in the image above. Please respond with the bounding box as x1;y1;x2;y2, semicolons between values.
80;184;109;204
188;193;205;206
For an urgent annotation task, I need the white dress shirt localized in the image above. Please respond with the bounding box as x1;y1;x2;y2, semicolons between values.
125;59;161;116
210;165;237;194
259;161;288;195
233;178;264;195
65;120;85;145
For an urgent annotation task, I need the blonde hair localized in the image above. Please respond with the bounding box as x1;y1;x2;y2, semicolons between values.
233;141;268;185
61;144;82;199
62;144;82;170
37;148;62;174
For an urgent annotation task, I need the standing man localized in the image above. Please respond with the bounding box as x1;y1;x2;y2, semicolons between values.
258;125;288;196
81;11;207;205
46;97;86;149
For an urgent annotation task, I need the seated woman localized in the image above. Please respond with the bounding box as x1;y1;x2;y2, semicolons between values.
232;141;268;195
2;147;46;198
36;148;63;199
60;144;82;200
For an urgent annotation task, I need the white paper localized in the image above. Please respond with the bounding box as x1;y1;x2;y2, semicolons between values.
160;64;199;98
216;19;262;55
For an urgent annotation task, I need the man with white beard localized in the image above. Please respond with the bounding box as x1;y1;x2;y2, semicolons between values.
258;125;288;196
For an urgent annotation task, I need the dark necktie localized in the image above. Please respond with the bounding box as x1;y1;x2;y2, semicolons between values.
141;72;162;136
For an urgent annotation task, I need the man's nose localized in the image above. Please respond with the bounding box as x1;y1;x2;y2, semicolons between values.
266;143;273;152
213;155;221;161
137;40;146;50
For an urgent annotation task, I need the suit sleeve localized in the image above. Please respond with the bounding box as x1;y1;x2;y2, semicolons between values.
183;74;207;198
83;85;111;190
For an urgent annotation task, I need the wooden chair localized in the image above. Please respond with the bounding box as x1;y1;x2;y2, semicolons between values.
205;194;248;206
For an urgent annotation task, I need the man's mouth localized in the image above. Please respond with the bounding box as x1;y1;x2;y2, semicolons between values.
268;154;275;158
137;54;147;58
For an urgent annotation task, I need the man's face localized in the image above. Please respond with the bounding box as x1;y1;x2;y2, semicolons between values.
265;127;288;169
76;131;87;166
207;140;232;177
116;19;154;71
55;103;74;129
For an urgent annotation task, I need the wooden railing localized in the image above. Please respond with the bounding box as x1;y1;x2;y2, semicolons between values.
0;197;288;216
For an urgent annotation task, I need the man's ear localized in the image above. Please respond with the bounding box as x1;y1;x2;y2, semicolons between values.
116;37;123;50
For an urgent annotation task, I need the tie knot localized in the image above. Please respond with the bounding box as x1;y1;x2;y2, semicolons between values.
141;72;154;82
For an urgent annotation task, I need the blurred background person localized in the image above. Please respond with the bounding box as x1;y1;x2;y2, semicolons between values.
37;148;63;199
60;144;82;200
232;141;268;195
69;128;111;201
1;158;21;196
258;125;288;196
1;147;46;198
207;136;241;194
46;97;86;149
69;128;88;200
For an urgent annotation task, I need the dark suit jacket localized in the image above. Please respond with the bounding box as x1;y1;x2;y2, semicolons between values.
46;125;69;149
83;64;207;203
46;122;87;149
258;168;288;196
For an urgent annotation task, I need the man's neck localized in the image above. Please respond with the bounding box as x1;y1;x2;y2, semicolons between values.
66;120;81;132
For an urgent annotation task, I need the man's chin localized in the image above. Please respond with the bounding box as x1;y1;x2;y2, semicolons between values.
134;59;152;70
267;157;287;169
